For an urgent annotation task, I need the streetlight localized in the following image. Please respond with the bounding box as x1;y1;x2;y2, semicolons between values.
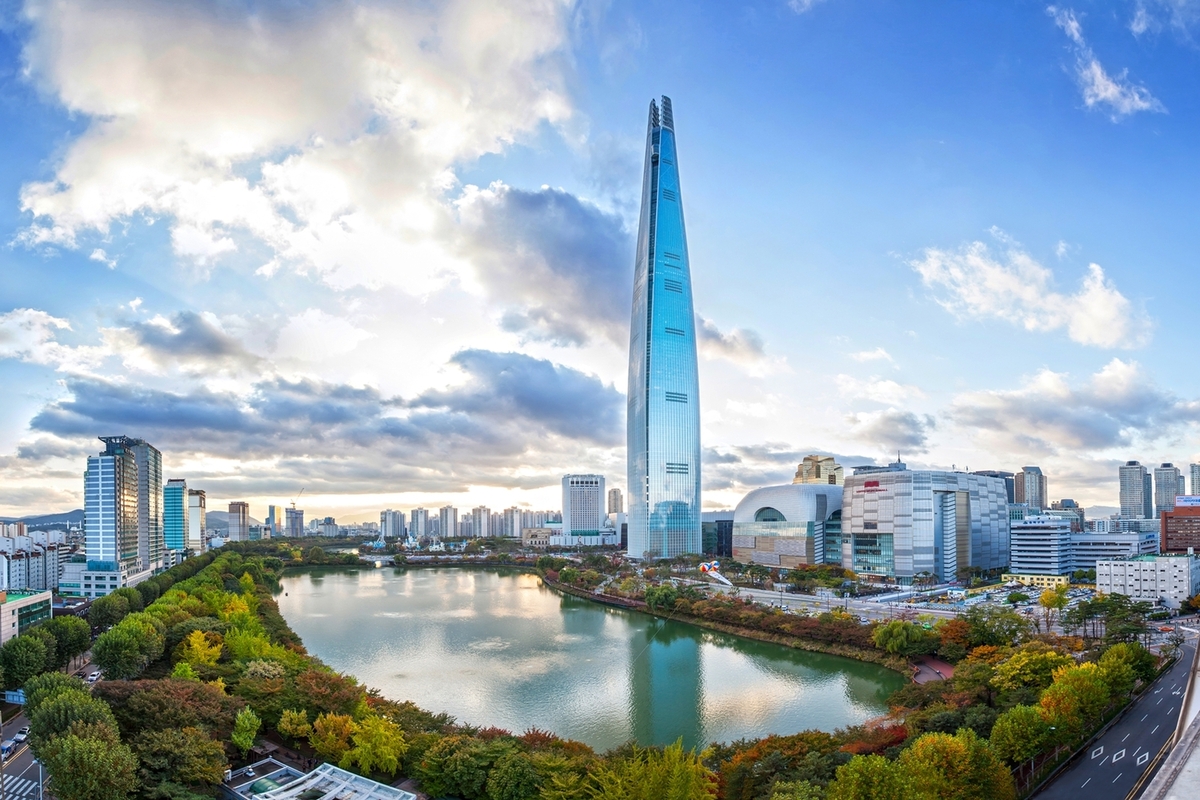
32;759;41;800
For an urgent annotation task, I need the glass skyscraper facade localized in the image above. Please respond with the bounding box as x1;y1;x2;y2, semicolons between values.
163;478;188;553
627;96;702;559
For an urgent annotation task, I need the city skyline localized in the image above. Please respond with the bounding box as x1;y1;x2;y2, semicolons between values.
5;2;1200;520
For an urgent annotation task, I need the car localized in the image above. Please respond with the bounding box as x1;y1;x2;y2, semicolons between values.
0;740;14;758
87;671;102;683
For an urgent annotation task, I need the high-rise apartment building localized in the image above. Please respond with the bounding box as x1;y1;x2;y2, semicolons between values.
501;507;522;538
793;455;844;486
608;488;623;515
84;436;154;596
285;507;304;538
563;475;606;536
380;510;405;539
410;508;429;538
469;506;490;538
627;96;702;559
228;501;249;541
163;479;188;556
1155;463;1184;516
187;489;207;553
1191;464;1200;496
1014;467;1047;512
1119;461;1154;519
439;506;458;540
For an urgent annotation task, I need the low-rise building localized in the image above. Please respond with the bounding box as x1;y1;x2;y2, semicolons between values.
1096;553;1200;609
1009;516;1073;575
0;589;52;645
733;483;843;568
222;759;416;800
521;528;553;548
1002;573;1071;589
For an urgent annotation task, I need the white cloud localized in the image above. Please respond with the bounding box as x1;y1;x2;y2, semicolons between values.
275;309;374;363
788;0;828;13
88;248;116;268
849;347;894;363
845;408;934;454
17;0;576;295
0;308;105;372
910;229;1151;348
1048;6;1166;119
836;375;924;405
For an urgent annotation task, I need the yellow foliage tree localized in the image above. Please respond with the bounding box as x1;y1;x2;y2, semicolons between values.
177;630;222;667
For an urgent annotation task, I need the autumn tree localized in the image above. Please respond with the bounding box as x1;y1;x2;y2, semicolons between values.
340;715;408;776
897;729;1015;800
825;754;936;800
278;709;312;741
989;705;1050;764
134;726;228;788
990;644;1072;694
310;713;357;762
578;740;716;800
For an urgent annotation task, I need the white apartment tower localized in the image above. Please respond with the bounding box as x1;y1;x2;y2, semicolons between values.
1192;464;1200;496
380;510;406;539
563;474;606;536
1119;461;1154;519
228;501;250;541
471;507;491;538
1155;463;1184;516
438;506;458;540
187;489;207;554
410;508;429;538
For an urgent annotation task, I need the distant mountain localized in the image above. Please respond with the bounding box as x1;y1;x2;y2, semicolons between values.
0;509;85;527
204;510;264;531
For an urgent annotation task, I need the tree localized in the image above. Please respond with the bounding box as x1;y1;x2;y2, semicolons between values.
134;726;228;787
897;729;1016;800
92;627;149;680
89;594;131;630
111;587;145;613
988;705;1050;764
1038;587;1069;632
42;729;140;800
26;627;59;674
580;740;716;799
486;752;543;800
310;713;356;761
231;707;261;757
23;672;88;716
826;755;936;800
305;546;327;565
42;616;92;670
29;689;120;755
873;620;932;656
176;630;222;668
962;605;1031;648
645;585;680;612
990;645;1072;693
339;715;408;776
0;633;48;689
278;709;312;741
1006;592;1030;606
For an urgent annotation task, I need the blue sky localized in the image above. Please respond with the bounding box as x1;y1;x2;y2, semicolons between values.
2;0;1199;521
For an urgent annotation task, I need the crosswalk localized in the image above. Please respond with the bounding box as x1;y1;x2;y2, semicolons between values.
0;773;42;798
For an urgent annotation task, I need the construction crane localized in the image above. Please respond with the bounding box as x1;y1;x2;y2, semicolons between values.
291;488;305;509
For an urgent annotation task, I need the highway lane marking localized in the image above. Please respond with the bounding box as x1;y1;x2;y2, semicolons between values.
1138;752;1150;766
1152;725;1160;735
1142;714;1149;721
1100;756;1110;766
1113;772;1123;783
1081;778;1091;788
1158;697;1163;704
1123;733;1131;742
1092;747;1104;759
1113;749;1126;763
1169;707;1175;715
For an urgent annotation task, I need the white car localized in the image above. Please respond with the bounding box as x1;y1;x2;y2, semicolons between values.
87;671;102;683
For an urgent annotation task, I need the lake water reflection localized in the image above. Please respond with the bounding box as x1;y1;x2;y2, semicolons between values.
275;567;906;751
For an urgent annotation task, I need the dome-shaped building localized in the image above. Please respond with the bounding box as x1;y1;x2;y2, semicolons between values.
732;484;843;568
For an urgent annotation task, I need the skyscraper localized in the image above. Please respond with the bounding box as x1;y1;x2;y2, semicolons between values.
163;479;188;557
471;506;491;538
608;488;623;515
1154;463;1183;516
1014;467;1047;512
439;506;458;540
1119;461;1153;519
410;508;429;538
793;455;845;486
1192;464;1200;496
627;95;702;559
188;489;207;553
380;509;405;539
563;475;606;536
285;506;304;538
228;501;249;541
83;436;160;596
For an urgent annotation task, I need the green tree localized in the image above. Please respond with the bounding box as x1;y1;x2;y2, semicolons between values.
1005;592;1030;606
29;689;120;755
42;727;140;800
770;780;823;800
26;627;59;674
310;713;356;761
23;672;88;716
340;715;408;776
645;584;680;612
1045;663;1110;729
111;586;145;613
486;751;543;800
1;633;48;689
231;707;261;757
42;616;92;670
89;594;131;629
989;705;1050;764
897;729;1016;800
278;709;312;741
580;740;715;799
826;755;935;800
305;546;327;564
1100;642;1156;691
963;605;1031;648
990;645;1072;693
873;620;933;656
134;726;228;787
92;627;148;680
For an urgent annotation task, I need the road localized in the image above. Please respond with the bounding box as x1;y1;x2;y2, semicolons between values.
1035;636;1197;800
701;582;963;621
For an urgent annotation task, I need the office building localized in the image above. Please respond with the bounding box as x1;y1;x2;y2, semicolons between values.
1014;467;1047;512
608;488;624;515
285;506;304;538
626;96;702;560
841;466;1010;583
973;470;1016;503
0;590;52;645
1155;463;1184;516
439;506;458;540
163;479;188;557
1119;461;1153;519
793;455;844;486
732;484;842;567
381;510;405;539
1097;554;1200;610
1161;497;1200;553
563;475;606;537
266;505;281;537
187;489;206;553
1009;516;1074;577
84;436;156;596
228;501;249;542
1072;530;1158;570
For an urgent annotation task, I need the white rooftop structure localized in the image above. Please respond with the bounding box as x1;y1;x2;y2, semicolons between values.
228;760;416;800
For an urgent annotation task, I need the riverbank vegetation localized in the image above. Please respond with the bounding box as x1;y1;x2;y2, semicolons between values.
5;542;1171;800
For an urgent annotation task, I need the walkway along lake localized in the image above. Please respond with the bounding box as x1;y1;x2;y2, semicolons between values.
275;567;907;752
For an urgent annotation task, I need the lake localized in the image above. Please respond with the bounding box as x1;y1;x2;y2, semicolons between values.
275;567;906;751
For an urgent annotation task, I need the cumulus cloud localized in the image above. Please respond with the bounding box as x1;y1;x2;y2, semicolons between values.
849;347;893;363
27;348;621;494
1048;6;1166;119
455;182;632;346
910;229;1151;348
846;409;934;454
948;358;1200;456
274;309;373;363
0;308;105;371
17;0;575;297
695;315;766;363
703;443;876;492
105;311;262;373
836;375;925;404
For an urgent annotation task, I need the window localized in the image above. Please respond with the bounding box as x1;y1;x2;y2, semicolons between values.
665;392;688;403
665;462;689;474
665;327;685;336
662;189;677;201
663;278;683;293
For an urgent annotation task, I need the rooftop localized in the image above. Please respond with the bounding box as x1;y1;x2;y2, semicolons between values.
226;760;417;800
1;590;51;603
